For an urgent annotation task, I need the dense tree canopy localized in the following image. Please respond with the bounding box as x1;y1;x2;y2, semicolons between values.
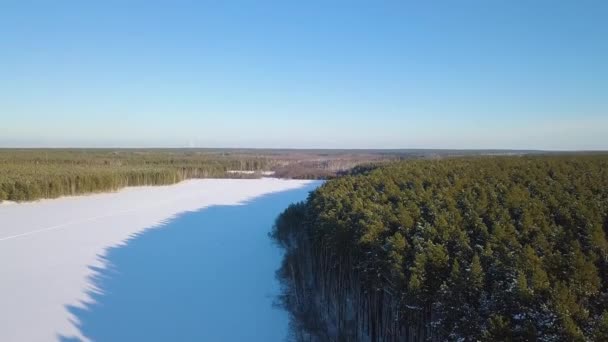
272;155;608;341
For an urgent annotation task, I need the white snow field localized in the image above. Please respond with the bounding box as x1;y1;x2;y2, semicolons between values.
0;178;317;341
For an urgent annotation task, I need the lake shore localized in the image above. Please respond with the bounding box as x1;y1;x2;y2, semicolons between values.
0;178;318;341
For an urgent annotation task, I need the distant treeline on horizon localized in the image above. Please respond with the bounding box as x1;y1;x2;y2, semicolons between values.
1;149;604;203
0;148;394;202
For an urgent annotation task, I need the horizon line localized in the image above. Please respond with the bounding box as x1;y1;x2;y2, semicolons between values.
1;146;607;153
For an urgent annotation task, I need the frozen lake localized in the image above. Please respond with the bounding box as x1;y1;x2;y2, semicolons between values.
0;179;321;341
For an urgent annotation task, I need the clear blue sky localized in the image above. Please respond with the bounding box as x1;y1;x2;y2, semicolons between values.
1;1;606;149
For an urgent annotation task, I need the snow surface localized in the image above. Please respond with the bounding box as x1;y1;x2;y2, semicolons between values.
0;178;319;341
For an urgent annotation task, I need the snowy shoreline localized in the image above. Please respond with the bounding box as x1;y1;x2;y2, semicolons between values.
0;178;316;341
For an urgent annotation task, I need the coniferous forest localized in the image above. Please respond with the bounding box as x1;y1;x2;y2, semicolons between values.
0;149;402;202
1;148;522;202
0;149;272;202
271;155;608;341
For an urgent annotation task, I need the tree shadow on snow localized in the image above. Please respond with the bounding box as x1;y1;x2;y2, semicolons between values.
59;182;320;342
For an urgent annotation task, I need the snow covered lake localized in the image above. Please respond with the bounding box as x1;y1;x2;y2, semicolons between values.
0;178;321;341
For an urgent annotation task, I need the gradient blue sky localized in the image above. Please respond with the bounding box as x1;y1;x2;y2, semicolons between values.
1;1;606;149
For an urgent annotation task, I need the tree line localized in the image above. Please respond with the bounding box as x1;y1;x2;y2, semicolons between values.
0;149;409;202
271;155;608;341
0;149;270;201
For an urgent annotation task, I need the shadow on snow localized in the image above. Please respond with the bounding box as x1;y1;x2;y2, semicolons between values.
60;182;320;342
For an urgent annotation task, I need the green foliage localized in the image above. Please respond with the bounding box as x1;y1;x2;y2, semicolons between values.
0;149;404;201
470;253;484;292
0;149;274;202
273;155;608;341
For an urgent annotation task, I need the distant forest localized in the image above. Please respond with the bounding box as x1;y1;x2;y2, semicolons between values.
272;155;608;341
0;149;262;202
0;148;533;202
0;149;395;202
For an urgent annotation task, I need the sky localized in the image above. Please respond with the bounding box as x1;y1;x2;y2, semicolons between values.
0;1;606;150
